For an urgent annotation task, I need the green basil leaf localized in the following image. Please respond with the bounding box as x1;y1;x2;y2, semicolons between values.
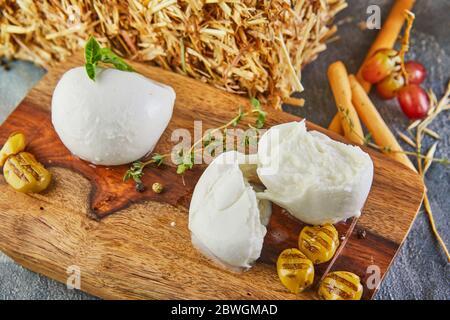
85;36;100;65
85;63;96;81
99;48;134;72
84;37;133;81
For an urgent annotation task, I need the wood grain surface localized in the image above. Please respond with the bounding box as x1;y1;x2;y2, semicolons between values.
0;54;424;300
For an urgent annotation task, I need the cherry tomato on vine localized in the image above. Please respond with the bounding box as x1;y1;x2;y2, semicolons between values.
397;84;430;119
405;61;427;85
361;49;401;84
376;72;405;100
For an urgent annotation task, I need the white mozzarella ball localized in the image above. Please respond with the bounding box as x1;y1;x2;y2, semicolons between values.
189;151;271;269
52;67;175;165
257;121;373;225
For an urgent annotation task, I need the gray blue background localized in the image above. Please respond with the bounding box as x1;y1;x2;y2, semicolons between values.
0;0;448;299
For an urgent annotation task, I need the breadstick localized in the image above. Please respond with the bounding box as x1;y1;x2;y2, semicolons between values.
356;0;416;92
328;114;344;135
327;62;364;145
349;75;416;171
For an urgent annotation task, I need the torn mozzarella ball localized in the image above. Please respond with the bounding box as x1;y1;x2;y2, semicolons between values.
257;121;373;225
189;151;271;269
52;67;175;165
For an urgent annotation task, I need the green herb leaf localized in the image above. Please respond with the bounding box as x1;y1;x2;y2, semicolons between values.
98;48;134;72
123;161;144;183
85;37;101;80
85;63;96;81
255;112;266;129
250;98;266;129
203;132;212;147
176;164;187;175
185;154;194;169
204;139;223;157
151;153;165;166
232;107;245;127
363;133;373;146
84;36;133;81
176;152;194;175
85;36;100;65
250;97;261;110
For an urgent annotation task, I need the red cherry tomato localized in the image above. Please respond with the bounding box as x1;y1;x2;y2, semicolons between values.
376;73;405;100
397;84;430;119
405;61;427;85
362;49;401;84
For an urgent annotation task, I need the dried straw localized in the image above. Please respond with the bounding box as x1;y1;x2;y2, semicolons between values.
0;0;347;108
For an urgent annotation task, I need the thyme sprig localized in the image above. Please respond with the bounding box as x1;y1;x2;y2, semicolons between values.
123;153;166;184
250;98;267;129
123;98;266;185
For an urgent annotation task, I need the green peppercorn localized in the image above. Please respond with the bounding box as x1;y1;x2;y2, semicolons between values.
152;182;164;194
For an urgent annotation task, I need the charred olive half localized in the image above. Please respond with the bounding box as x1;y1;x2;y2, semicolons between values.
277;248;314;294
0;132;26;166
3;152;51;193
299;224;339;264
318;271;363;300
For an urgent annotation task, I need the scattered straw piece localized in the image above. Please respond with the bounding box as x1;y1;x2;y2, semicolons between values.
407;119;421;132
423;142;438;175
283;96;305;108
397;131;416;148
424;194;450;263
423;127;440;140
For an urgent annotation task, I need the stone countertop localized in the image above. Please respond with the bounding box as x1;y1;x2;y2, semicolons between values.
0;0;448;300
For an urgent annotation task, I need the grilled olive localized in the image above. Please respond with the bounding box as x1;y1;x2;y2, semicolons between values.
3;152;51;193
299;224;339;264
0;132;26;166
318;271;363;300
277;248;314;294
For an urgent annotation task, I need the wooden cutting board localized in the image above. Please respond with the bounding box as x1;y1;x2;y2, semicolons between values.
0;54;424;300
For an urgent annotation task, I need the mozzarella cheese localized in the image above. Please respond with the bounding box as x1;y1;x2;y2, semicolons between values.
52;67;175;165
189;151;271;269
257;121;373;225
